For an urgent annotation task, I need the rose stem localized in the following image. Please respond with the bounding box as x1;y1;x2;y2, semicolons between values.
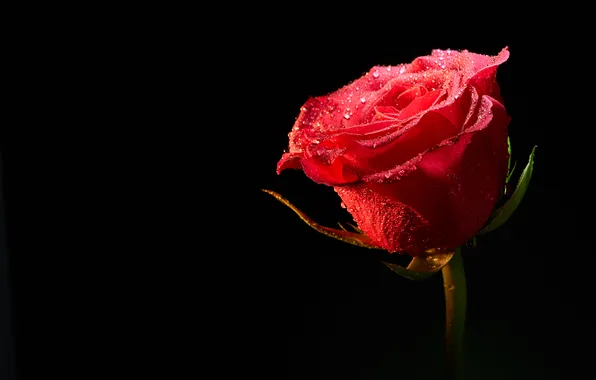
441;246;467;380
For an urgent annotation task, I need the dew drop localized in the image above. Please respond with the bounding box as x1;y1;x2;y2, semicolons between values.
386;67;391;72
360;97;366;103
340;202;346;209
343;113;351;120
384;172;391;178
373;70;380;78
399;66;406;74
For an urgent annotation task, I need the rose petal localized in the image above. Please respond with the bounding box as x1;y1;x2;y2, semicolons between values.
334;95;510;254
301;109;460;185
277;152;302;174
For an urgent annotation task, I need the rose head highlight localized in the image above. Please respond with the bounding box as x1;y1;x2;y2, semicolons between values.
277;48;511;256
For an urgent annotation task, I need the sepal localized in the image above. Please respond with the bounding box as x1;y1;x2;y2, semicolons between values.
479;145;536;234
263;189;455;280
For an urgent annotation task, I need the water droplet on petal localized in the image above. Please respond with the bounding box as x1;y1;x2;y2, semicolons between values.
343;113;351;120
360;97;366;103
399;66;406;74
386;67;391;72
373;70;380;78
384;172;391;178
340;202;346;209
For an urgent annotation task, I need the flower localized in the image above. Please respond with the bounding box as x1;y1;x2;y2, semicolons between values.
277;48;511;255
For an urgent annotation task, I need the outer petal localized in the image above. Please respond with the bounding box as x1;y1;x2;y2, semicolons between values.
297;109;459;186
278;49;510;186
334;96;510;255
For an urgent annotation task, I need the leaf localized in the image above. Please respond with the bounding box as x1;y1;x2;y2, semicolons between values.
383;250;455;281
479;146;537;234
505;136;517;185
383;262;434;281
337;223;349;232
262;189;382;249
347;223;364;234
506;161;517;184
263;189;454;281
507;136;512;173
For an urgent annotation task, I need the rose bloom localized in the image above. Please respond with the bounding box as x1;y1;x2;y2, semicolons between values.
277;48;511;256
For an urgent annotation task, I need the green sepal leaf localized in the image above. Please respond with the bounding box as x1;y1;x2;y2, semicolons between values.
479;145;537;234
383;250;454;281
506;161;517;184
263;188;455;281
262;189;383;249
505;136;517;186
507;136;512;173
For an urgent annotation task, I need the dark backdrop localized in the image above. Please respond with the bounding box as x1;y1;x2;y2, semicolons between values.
229;32;596;379
2;13;595;380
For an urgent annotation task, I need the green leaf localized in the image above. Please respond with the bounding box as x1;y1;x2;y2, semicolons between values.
263;188;455;281
506;161;517;184
383;262;435;280
383;250;454;281
479;146;537;234
507;136;512;173
505;136;517;186
262;189;383;249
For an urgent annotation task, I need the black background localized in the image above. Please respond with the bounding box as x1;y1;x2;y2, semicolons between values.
237;41;596;379
2;11;595;380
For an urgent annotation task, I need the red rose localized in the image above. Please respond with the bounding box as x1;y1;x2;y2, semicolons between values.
277;48;511;256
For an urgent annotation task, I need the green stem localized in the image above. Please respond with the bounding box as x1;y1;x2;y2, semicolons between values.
441;246;467;380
